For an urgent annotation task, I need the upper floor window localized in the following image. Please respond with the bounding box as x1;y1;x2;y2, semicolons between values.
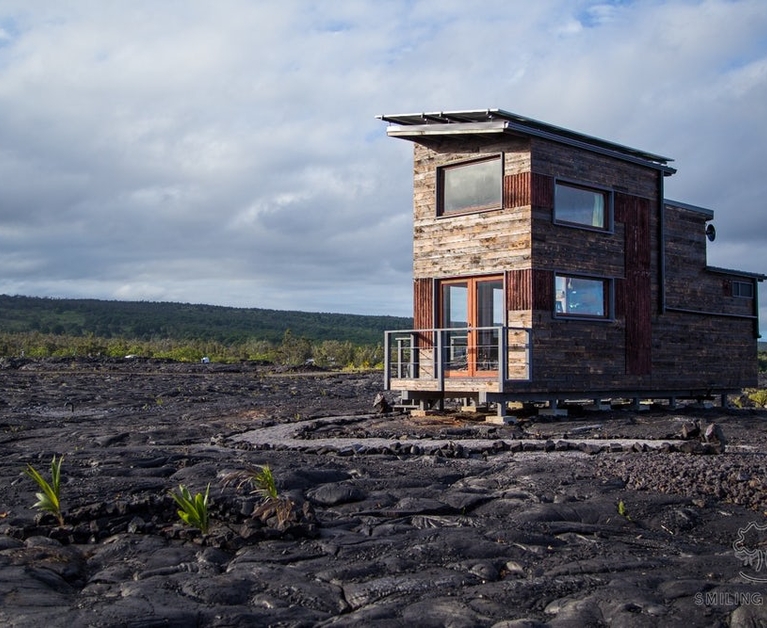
438;156;502;215
733;280;754;299
555;274;611;319
554;181;611;230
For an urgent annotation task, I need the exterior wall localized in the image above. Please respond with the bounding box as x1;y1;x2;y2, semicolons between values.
412;141;532;281
651;314;758;389
664;205;754;317
399;133;759;399
653;204;760;388
524;137;661;392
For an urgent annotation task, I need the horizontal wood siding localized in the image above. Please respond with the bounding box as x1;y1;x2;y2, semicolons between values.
664;205;756;317
532;269;553;311
412;143;532;280
531;173;553;209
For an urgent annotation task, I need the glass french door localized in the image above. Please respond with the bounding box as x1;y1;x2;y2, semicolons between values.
441;276;504;377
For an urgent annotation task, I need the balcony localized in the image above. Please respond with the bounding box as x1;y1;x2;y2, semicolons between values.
384;326;532;394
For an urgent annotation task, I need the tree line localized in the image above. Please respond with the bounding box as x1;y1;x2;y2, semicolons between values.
0;295;414;368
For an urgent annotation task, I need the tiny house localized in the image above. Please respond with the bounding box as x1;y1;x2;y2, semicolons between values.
377;109;763;414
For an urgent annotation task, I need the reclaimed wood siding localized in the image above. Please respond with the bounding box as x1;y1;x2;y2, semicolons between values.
412;143;532;280
525;139;659;387
506;268;532;311
616;194;652;375
413;278;433;331
664;205;755;318
651;313;759;388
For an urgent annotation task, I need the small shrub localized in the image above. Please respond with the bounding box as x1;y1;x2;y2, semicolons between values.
25;455;64;526
222;464;295;527
748;389;767;408
170;484;210;534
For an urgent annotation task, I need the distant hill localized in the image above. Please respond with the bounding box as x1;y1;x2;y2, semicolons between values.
0;295;412;346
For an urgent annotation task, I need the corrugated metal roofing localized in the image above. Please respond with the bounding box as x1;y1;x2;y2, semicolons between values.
377;108;675;172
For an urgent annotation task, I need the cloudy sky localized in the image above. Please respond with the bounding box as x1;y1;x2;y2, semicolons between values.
0;0;765;333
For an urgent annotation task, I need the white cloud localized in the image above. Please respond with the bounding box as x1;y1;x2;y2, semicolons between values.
0;0;763;335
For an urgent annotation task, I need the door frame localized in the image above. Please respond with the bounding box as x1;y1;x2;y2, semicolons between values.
439;275;505;378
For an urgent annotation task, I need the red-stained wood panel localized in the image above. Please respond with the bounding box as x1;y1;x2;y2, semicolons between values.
413;278;433;330
503;172;530;209
506;269;532;311
616;193;652;375
413;278;434;350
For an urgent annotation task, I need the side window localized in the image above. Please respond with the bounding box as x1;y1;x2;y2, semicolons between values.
554;181;611;230
732;281;754;299
438;156;502;215
555;274;610;318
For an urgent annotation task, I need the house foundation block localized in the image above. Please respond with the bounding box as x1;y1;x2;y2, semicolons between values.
485;415;518;425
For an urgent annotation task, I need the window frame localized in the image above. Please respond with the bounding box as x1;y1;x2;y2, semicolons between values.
553;272;614;321
436;154;503;217
732;280;754;299
553;178;614;233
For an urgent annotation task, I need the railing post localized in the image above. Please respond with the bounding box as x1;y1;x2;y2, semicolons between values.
383;331;391;390
436;329;444;391
499;326;507;389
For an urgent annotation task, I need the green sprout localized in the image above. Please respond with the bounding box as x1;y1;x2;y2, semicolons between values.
222;464;294;527
25;455;64;526
170;483;210;534
253;465;279;501
223;464;278;500
617;500;632;521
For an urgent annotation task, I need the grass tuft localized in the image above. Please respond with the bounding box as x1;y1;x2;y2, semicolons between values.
170;483;210;534
25;455;64;526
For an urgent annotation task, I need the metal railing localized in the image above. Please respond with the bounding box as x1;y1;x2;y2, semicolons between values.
384;326;532;391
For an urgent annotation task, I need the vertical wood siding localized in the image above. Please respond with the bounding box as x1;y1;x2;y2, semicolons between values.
616;193;652;375
506;269;532;311
413;278;433;330
503;172;530;209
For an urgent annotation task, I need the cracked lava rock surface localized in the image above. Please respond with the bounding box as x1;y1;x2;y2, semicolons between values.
1;357;767;627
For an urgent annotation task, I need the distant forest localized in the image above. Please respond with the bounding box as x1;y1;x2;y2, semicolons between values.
0;295;412;347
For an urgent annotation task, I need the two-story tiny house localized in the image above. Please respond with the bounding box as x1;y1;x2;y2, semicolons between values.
378;109;763;414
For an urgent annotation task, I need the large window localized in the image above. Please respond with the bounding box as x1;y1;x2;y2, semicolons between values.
555;274;610;318
438;156;502;215
554;181;611;230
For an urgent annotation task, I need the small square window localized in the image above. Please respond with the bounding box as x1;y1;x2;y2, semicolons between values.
555;274;610;318
733;281;754;299
554;181;610;230
438;156;502;215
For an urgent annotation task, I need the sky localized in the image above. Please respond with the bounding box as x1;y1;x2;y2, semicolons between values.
0;0;765;334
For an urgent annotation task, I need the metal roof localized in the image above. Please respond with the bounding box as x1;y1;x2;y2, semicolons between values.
377;109;676;174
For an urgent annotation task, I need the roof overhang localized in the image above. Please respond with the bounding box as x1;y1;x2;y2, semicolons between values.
664;199;715;220
706;266;766;281
385;120;511;138
377;109;677;175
